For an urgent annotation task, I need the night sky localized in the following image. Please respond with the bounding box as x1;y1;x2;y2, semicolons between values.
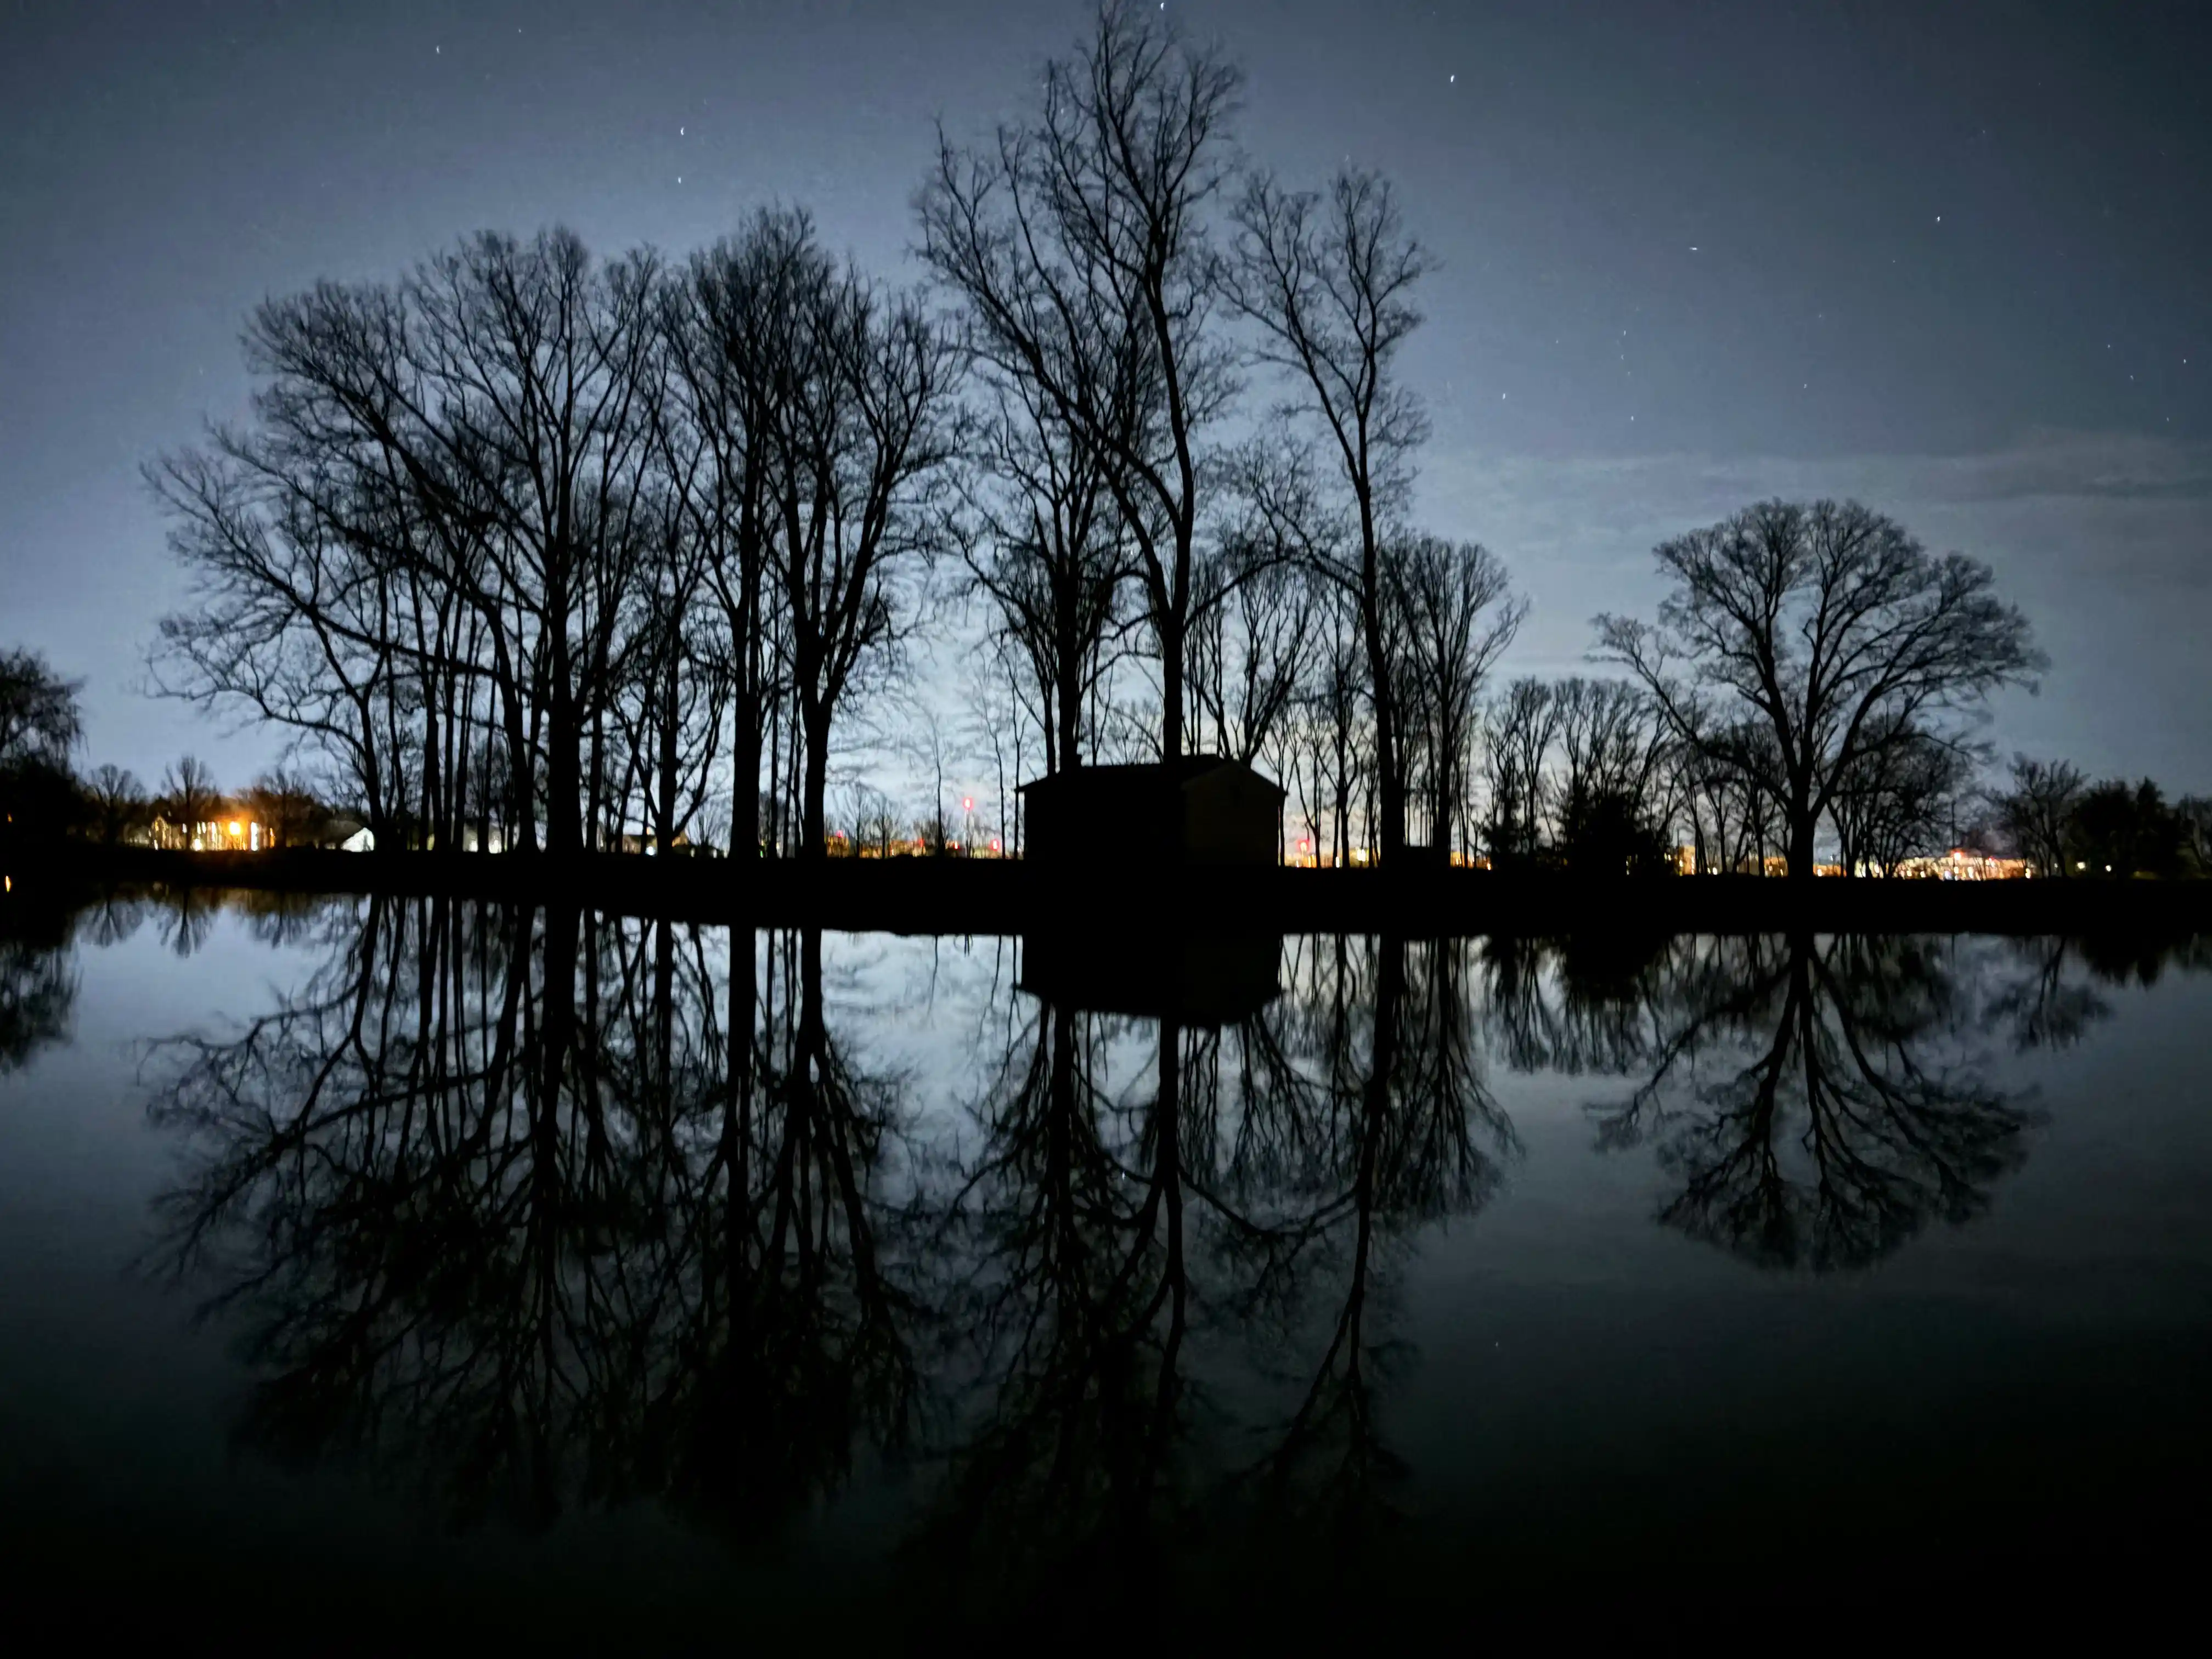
3;0;2207;791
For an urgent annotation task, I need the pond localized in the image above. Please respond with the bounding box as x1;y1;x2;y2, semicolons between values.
2;890;2208;1629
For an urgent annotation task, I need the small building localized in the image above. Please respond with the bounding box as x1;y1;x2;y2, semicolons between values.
150;805;264;852
1018;755;1285;868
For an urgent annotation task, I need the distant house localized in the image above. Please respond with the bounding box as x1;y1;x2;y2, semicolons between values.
1018;756;1285;868
150;803;264;852
1890;847;2032;881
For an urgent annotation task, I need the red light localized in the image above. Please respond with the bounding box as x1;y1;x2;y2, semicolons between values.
962;797;973;812
989;838;1001;851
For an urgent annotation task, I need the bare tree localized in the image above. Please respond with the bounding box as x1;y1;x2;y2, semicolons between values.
1187;553;1313;765
403;230;665;857
155;229;671;857
149;448;413;845
1994;755;2088;878
1388;536;1522;855
0;650;82;770
1830;720;1976;875
770;269;956;859
83;764;148;845
1482;679;1559;868
244;767;324;849
160;755;222;837
1596;499;2041;882
1550;678;1675;871
953;283;1132;775
961;656;1027;856
663;208;825;865
921;0;1243;763
1231;168;1430;860
1285;595;1370;865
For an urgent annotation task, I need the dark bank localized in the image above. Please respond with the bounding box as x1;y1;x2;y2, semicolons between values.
16;842;2212;939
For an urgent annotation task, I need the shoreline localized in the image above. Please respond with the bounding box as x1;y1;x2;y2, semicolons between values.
6;844;2210;937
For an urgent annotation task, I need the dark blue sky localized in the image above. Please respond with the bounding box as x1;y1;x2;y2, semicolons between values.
3;0;2207;788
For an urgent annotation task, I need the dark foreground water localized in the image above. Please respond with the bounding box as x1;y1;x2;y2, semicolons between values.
2;889;2208;1631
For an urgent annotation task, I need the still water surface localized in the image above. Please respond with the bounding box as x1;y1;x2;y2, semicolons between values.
2;890;2208;1627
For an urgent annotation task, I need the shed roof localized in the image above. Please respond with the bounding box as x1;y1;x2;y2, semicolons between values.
1017;754;1285;797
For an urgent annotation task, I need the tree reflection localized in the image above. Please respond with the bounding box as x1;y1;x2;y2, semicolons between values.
1233;939;1514;1536
137;902;2193;1600
643;925;923;1541
1573;934;2041;1270
146;900;921;1536
145;901;1520;1601
1;928;73;1074
918;934;1515;1604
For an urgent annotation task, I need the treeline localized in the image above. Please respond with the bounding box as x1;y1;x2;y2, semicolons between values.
1995;758;2212;879
17;2;2140;878
140;6;1513;865
1;648;349;850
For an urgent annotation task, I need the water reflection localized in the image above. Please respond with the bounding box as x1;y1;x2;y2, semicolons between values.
144;905;926;1539
931;934;1515;1594
1;920;74;1073
1578;935;2034;1270
117;896;2201;1602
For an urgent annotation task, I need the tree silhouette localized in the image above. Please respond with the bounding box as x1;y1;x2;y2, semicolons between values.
1598;500;2041;881
921;0;1242;764
0;648;81;771
1229;168;1431;858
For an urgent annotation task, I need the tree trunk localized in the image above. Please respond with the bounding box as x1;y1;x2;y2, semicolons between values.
1363;607;1404;864
1159;625;1186;762
656;645;680;856
731;696;762;862
545;689;583;860
1788;806;1818;883
799;705;831;861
